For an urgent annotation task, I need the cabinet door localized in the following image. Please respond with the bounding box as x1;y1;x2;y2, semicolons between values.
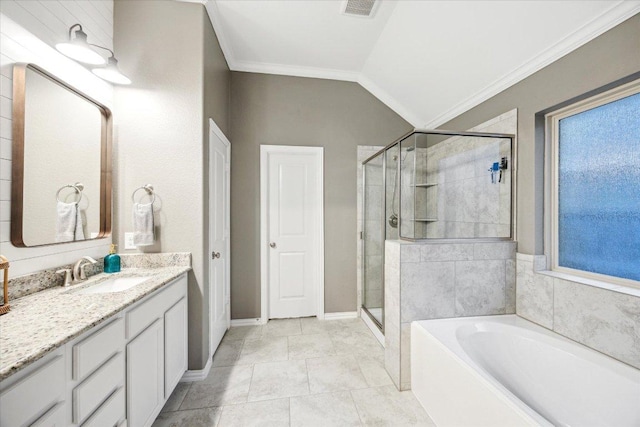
164;297;187;399
126;319;164;427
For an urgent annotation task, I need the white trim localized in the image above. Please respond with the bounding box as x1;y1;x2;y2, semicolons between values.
360;309;385;346
260;145;325;321
544;79;640;290
357;75;422;127
423;1;640;128
233;60;360;83
230;318;266;327
204;0;237;70
208;118;232;357
323;311;358;320
180;355;212;382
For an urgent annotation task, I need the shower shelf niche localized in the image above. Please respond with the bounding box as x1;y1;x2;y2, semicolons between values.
413;183;438;187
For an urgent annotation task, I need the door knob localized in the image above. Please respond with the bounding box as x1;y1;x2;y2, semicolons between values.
212;252;221;259
269;242;276;248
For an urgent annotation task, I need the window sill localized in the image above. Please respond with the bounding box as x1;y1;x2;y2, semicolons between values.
536;269;640;298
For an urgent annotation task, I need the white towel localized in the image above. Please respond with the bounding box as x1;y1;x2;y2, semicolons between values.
55;201;78;242
75;206;85;241
133;203;155;246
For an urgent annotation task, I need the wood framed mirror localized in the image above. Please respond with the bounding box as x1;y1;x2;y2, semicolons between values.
11;63;112;247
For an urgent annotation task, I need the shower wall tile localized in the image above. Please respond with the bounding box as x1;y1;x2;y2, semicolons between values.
474;242;516;260
384;240;401;388
505;259;516;313
421;243;474;262
400;322;411;390
400;244;420;263
515;258;554;329
455;260;506;316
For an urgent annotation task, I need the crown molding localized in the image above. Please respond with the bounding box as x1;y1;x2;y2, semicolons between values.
357;74;422;127
423;1;640;128
203;0;640;130
232;60;360;82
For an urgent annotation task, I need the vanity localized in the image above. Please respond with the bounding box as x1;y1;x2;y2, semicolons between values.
0;266;189;427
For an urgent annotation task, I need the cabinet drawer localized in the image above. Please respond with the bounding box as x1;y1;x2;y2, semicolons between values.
126;274;186;339
73;317;125;381
0;354;65;427
82;386;125;427
31;401;66;427
73;352;125;424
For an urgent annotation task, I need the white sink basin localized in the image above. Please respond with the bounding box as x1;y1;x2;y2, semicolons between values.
76;276;151;295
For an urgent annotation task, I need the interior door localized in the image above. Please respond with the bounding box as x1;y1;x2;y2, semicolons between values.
209;120;230;355
264;146;323;319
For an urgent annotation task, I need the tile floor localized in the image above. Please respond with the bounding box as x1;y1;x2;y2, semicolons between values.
153;317;435;427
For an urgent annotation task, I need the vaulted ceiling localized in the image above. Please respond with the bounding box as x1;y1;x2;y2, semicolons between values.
202;0;640;127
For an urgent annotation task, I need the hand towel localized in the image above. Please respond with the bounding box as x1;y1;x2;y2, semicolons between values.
75;207;85;241
133;202;155;246
55;201;77;242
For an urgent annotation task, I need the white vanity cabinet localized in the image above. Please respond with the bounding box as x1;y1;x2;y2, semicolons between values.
0;272;188;427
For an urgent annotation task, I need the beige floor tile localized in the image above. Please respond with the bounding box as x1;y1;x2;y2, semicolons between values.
306;354;368;394
300;317;332;334
224;325;264;341
331;328;384;357
350;385;435;426
264;318;302;337
358;355;393;387
248;359;309;401
218;398;290;427
290;391;362;427
180;365;253;409
236;336;288;365
213;339;244;367
161;382;191;412
152;407;222;427
288;333;336;359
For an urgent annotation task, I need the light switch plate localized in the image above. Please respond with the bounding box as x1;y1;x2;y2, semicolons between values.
124;232;135;249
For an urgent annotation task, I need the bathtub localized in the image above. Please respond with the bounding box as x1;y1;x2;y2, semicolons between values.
411;315;640;427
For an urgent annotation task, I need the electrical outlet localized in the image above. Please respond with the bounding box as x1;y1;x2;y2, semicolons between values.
124;232;136;249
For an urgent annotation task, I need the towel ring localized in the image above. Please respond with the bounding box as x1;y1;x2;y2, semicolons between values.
56;182;84;204
132;184;155;205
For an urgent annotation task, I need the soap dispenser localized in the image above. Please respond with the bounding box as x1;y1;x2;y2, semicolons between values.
104;244;121;273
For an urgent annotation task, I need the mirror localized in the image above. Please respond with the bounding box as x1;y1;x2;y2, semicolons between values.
11;63;112;247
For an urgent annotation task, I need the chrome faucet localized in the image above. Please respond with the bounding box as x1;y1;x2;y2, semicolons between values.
72;256;98;283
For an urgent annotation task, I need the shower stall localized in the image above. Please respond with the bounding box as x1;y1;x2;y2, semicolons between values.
361;129;514;333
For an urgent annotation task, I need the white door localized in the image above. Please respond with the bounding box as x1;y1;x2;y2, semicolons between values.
209;119;230;355
261;146;324;319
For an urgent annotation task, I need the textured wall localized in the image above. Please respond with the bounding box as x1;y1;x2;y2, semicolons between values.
114;0;230;370
230;72;411;319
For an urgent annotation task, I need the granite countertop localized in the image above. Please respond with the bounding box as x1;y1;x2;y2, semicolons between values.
0;266;191;381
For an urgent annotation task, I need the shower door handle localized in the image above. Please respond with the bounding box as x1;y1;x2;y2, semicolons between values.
269;242;277;248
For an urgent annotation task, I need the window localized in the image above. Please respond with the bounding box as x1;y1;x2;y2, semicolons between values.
546;80;640;286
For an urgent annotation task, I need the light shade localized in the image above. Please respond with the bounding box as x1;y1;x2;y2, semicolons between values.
55;29;106;65
92;57;131;85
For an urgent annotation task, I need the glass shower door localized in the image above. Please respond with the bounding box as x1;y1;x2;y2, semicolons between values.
363;153;385;328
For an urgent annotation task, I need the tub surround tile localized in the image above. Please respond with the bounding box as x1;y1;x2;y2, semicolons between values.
473;242;516;260
401;261;456;322
420;243;474;262
455;260;506;316
248;360;309;401
516;259;554;329
400;244;421;263
505;259;516;313
0;265;191;381
218;398;290;427
516;251;640;370
553;278;640;369
290;391;361;427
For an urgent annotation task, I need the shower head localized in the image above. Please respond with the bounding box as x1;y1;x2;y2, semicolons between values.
406;146;415;152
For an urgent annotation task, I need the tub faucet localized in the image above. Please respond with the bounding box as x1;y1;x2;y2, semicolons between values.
72;256;98;282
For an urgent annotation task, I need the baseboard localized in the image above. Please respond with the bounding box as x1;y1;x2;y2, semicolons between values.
323;311;358;320
230;318;265;326
181;355;212;382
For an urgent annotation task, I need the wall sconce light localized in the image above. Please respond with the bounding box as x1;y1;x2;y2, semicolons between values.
56;24;131;85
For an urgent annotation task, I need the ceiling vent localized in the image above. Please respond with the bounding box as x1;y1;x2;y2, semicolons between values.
342;0;378;18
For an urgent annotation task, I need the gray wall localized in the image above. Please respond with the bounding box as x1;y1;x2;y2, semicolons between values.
439;14;640;255
114;0;230;370
230;72;411;319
